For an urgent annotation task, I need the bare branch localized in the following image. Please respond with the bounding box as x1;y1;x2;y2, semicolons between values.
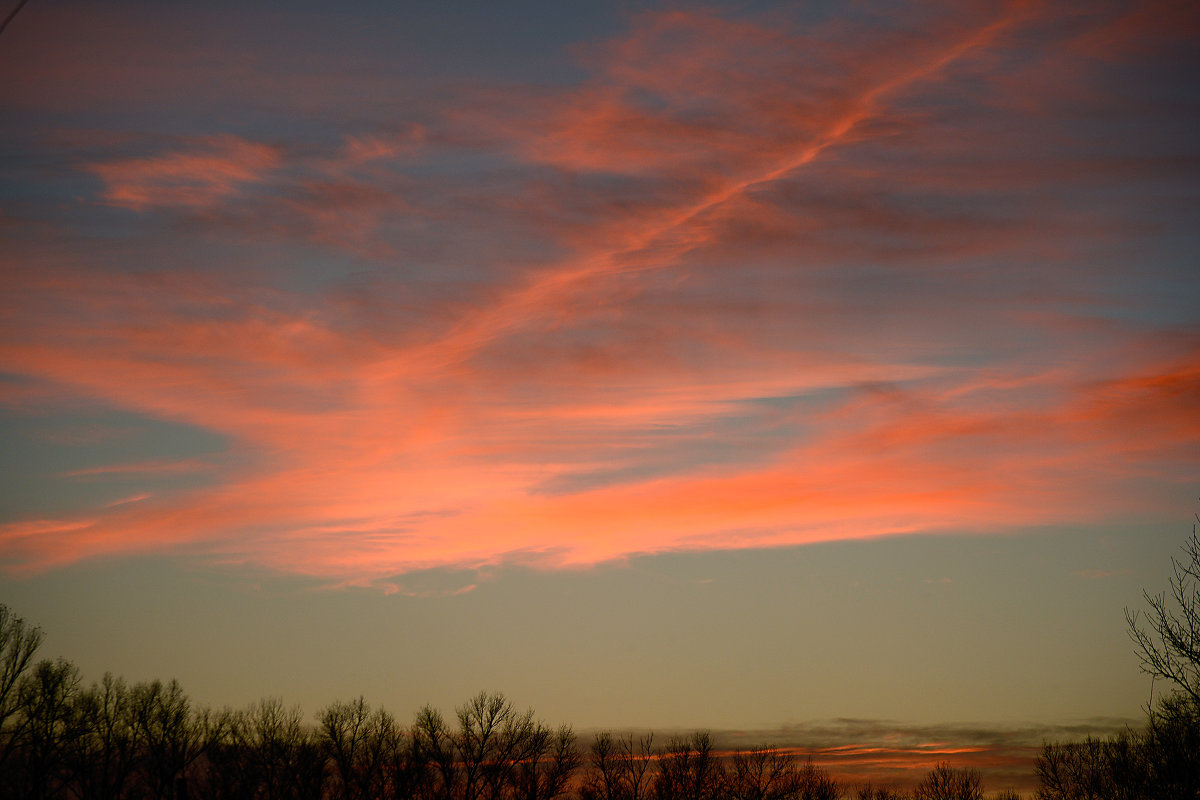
1125;526;1200;705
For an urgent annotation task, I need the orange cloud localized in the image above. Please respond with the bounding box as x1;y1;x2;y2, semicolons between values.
2;269;1192;581
1;2;1195;583
58;459;217;479
87;135;281;211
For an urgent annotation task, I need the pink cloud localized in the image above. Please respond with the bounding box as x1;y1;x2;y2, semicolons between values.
58;459;217;479
1;279;1193;580
1;2;1195;582
87;136;281;211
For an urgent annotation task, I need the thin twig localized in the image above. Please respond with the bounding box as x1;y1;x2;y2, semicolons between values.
0;0;31;39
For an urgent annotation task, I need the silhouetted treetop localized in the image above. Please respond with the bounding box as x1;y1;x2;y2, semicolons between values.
1125;527;1200;705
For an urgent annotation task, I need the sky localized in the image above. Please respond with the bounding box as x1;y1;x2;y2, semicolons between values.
0;0;1198;745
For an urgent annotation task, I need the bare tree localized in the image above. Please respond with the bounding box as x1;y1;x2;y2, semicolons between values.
319;697;397;800
1125;528;1200;705
914;762;983;800
412;704;458;800
728;746;793;800
245;697;317;800
581;732;656;800
727;747;840;800
793;760;841;800
1035;735;1136;800
407;693;576;800
130;679;219;800
1036;545;1200;800
1140;691;1200;800
455;691;545;800
654;731;725;800
516;724;580;800
0;605;43;772
728;746;840;800
196;707;255;800
16;658;82;800
64;673;141;800
380;716;419;800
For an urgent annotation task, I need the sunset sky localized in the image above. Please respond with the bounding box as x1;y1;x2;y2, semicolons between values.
1;0;1198;739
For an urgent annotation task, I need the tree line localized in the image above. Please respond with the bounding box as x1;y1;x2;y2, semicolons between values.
0;604;1011;800
1;529;1197;800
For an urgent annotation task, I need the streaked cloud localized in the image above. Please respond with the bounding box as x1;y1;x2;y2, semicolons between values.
88;136;281;211
58;458;217;479
652;718;1140;794
0;1;1195;583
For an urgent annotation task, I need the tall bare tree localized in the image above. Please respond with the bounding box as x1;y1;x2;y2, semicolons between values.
513;724;579;800
0;605;43;772
1125;528;1200;704
914;762;982;800
320;696;399;800
17;658;82;800
581;732;656;800
130;679;219;800
728;746;797;800
654;731;725;800
455;691;543;800
247;698;318;800
412;705;458;800
64;673;141;800
727;747;838;800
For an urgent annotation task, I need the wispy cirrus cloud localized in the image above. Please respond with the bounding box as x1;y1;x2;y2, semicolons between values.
0;262;1193;579
1;1;1196;582
58;458;217;479
87;136;282;211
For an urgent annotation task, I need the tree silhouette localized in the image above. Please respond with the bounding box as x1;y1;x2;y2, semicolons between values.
794;760;841;800
913;762;982;800
1038;524;1200;800
0;604;1115;798
727;746;839;800
455;690;565;800
854;786;906;800
1125;528;1200;705
727;746;797;800
412;704;458;800
0;605;43;774
64;673;140;800
319;696;398;800
1036;735;1127;800
513;724;579;800
1140;691;1200;800
653;731;725;800
16;658;81;800
130;679;219;800
580;731;656;800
